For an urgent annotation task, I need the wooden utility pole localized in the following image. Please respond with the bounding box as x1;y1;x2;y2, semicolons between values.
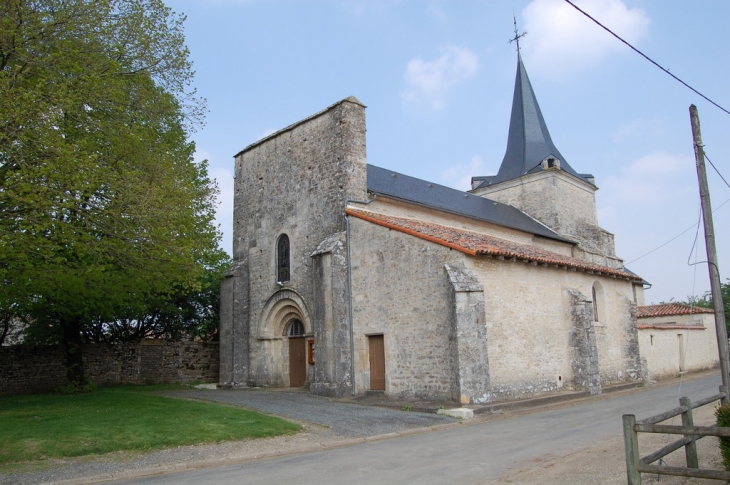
690;104;730;404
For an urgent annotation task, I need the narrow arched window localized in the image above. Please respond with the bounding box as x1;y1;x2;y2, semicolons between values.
288;319;304;337
277;234;290;282
592;285;599;322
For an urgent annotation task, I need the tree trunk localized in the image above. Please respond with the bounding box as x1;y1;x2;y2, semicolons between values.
0;312;10;346
61;317;86;390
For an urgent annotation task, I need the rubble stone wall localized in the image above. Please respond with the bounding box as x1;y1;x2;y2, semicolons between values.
0;341;219;396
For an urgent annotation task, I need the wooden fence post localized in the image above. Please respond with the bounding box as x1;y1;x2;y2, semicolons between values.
623;414;642;485
680;397;699;468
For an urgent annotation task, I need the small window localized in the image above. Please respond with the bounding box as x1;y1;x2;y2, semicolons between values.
592;285;599;322
288;319;304;337
277;234;290;282
541;156;560;170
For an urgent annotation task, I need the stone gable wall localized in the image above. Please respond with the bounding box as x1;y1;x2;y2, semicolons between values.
0;341;219;396
223;98;368;388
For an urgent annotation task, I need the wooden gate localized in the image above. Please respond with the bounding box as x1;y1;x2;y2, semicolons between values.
369;335;385;390
289;337;306;387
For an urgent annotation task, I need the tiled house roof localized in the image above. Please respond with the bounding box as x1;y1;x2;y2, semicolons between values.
346;208;642;282
636;303;714;318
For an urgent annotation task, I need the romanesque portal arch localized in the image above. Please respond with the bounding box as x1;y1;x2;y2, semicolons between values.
258;289;312;387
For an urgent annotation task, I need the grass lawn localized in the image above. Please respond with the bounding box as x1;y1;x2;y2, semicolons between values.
0;385;300;465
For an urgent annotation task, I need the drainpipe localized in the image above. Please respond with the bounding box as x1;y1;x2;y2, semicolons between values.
344;195;376;396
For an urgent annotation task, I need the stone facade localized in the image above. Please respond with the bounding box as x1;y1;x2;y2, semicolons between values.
0;341;219;396
222;77;648;402
220;97;367;390
471;170;621;270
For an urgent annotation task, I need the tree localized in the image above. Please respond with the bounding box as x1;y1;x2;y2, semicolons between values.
82;250;230;344
0;0;220;390
682;279;730;332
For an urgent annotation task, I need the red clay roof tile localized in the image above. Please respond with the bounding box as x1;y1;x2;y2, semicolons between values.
346;208;642;282
636;303;714;318
637;324;706;330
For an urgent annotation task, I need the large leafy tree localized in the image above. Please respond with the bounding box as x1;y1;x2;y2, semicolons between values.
0;0;221;389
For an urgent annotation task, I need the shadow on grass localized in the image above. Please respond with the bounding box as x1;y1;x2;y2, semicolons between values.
0;384;300;466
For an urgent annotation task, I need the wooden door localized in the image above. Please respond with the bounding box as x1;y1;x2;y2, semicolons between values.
289;337;306;387
369;335;385;390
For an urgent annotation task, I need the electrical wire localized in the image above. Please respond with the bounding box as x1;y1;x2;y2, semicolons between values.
563;0;730;116
706;153;730;190
626;197;730;265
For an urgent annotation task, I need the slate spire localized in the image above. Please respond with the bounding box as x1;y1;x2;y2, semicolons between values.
489;54;591;186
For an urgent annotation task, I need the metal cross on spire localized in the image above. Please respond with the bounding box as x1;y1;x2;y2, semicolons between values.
508;14;527;52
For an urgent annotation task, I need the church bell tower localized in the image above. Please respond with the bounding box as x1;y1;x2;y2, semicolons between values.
470;52;621;269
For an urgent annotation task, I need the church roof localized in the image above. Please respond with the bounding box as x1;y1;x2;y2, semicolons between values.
636;303;714;318
346;208;643;283
473;55;594;189
367;164;570;243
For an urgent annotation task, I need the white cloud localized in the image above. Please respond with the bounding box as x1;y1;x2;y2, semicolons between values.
522;0;649;77
401;45;478;110
427;1;447;23
612;118;665;142
602;151;694;203
439;155;488;191
596;150;705;301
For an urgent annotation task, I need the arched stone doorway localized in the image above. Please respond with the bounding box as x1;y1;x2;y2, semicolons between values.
258;289;312;387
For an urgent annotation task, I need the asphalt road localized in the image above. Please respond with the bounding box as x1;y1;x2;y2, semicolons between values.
114;374;724;485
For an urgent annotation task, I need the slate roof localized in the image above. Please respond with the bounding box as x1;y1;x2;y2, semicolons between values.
367;164;570;243
636;303;714;318
346;208;642;282
472;54;594;189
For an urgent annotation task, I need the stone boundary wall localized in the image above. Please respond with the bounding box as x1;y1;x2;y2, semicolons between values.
0;340;219;397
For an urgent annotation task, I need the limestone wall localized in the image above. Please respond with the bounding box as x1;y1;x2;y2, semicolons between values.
467;256;639;400
349;213;641;401
349;217;460;399
224;97;368;389
0;341;219;396
473;170;598;231
638;313;719;380
472;171;623;270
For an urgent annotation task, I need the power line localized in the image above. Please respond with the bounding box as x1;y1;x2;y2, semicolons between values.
706;153;730;189
563;0;730;116
626;196;730;265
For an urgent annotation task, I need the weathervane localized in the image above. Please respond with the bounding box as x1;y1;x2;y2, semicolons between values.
508;14;527;52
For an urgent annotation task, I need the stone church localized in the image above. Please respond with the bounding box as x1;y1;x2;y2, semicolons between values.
219;54;651;404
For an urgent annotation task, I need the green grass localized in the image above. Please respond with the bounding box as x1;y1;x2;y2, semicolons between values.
0;385;300;465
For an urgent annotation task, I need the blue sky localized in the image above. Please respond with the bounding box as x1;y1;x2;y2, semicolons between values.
164;0;730;305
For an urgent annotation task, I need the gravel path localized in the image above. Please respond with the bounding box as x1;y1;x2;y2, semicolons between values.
168;388;454;437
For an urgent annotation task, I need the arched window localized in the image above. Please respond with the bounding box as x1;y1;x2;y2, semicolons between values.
277;234;290;282
592;285;599;322
288;319;304;337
